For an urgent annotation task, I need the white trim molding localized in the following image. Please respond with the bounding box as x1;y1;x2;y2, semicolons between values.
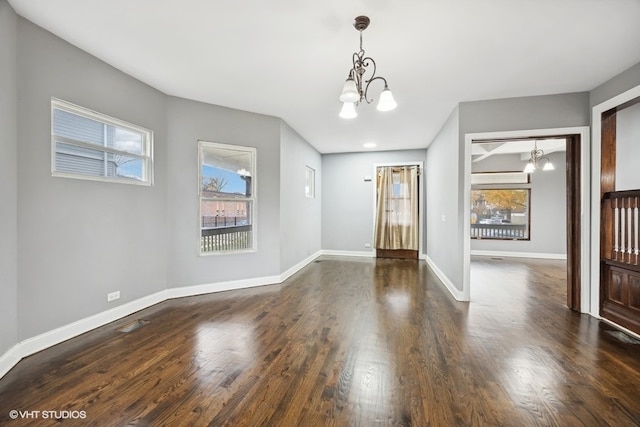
0;345;22;380
465;126;590;312
0;251;323;380
321;249;375;258
590;84;640;317
426;255;466;301
18;290;169;360
471;250;567;260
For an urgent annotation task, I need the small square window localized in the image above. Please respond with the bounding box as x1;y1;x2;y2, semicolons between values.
305;166;315;198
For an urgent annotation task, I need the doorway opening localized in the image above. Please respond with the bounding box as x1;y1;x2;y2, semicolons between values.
469;137;568;304
374;164;421;260
464;127;590;311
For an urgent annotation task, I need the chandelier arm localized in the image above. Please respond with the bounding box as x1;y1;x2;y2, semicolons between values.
363;76;388;104
362;56;377;82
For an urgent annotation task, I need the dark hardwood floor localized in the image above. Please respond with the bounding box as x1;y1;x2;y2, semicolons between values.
1;256;640;426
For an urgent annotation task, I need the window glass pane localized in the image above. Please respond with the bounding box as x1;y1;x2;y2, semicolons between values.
51;99;153;185
55;142;105;177
201;200;251;228
470;189;530;240
199;141;255;254
201;146;252;197
53;109;104;146
107;126;143;155
106;152;143;181
305;166;315;198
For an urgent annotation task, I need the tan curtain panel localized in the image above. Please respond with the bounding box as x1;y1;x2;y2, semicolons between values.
374;166;419;250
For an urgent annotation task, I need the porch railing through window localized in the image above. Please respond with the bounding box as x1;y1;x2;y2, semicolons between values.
470;223;528;240
201;225;252;252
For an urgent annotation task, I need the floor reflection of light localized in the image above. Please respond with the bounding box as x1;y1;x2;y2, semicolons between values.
385;291;410;316
348;333;391;419
501;347;559;403
194;321;256;384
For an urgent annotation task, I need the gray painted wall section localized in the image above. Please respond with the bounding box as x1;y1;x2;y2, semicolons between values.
426;107;462;290
16;19;169;339
616;102;640;191
425;94;589;293
471;152;567;255
322;150;426;253
590;61;640;108
279;122;322;271
455;93;589;290
459;92;590;135
166;97;282;286
0;0;18;354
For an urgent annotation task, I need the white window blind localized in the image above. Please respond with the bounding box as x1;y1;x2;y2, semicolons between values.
51;99;153;185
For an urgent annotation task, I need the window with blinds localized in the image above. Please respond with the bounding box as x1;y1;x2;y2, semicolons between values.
51;99;153;185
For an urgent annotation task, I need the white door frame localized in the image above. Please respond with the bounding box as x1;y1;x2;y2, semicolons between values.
590;84;640;317
463;127;590;311
372;161;425;257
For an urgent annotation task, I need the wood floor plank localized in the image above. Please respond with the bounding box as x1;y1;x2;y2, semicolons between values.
2;256;640;426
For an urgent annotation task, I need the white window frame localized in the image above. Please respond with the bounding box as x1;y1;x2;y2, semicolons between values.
198;141;257;255
305;165;315;198
51;98;154;185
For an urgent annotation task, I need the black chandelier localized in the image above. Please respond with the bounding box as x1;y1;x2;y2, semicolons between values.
339;16;397;119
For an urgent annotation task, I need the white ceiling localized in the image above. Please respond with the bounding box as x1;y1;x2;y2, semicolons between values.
472;138;566;163
9;0;640;154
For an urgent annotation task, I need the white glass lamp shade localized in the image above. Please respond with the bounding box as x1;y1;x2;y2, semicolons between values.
339;102;357;119
376;86;397;112
523;161;535;173
339;77;360;103
542;160;555;171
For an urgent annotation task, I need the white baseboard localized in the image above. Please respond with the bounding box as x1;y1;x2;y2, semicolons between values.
321;249;375;258
0;344;21;380
18;290;169;360
166;276;281;299
0;252;322;380
470;250;567;260
425;256;466;301
599;317;640;340
280;251;322;281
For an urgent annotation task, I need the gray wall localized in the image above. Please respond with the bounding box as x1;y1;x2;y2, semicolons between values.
591;62;640;108
426;93;590;293
471;152;567;255
4;12;322;351
322;150;427;253
459;92;590;135
425;107;462;289
616;102;640;191
0;0;18;355
166;97;282;286
16;18;169;339
280;122;322;271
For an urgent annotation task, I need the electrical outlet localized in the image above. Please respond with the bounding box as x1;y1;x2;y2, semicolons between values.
364;243;371;248
107;291;120;302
